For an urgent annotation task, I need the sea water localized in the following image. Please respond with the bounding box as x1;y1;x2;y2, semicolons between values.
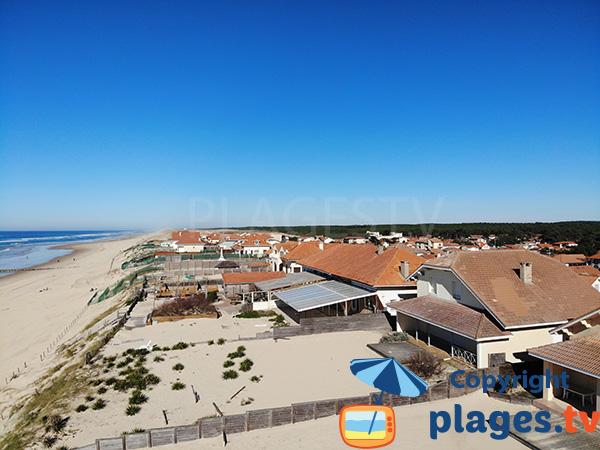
0;230;137;275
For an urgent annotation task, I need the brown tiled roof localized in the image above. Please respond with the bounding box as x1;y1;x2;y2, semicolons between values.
422;250;600;328
528;335;600;377
282;241;324;261
550;254;587;265
588;251;600;260
570;266;600;277
388;296;511;340
299;244;425;287
222;271;285;285
248;263;270;267
580;275;600;285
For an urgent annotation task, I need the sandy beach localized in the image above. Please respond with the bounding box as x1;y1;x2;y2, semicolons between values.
0;232;162;419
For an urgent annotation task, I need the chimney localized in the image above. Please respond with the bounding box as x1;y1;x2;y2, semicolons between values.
377;244;384;255
400;260;410;279
318;240;324;251
520;262;533;284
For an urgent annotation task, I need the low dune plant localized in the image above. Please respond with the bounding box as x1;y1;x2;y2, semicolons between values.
250;375;263;383
217;338;226;345
222;370;238;380
91;398;106;410
239;358;254;372
208;340;214;345
98;387;107;395
172;342;189;350
172;363;184;371
172;382;186;390
129;390;148;405
153;356;164;362
126;405;141;416
75;404;88;412
223;360;234;368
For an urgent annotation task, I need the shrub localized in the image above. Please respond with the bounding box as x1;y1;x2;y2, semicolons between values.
92;379;104;386
153;356;164;362
75;404;88;412
42;436;57;448
104;377;117;385
250;375;263;383
126;405;141;416
48;414;68;433
405;352;444;380
223;360;234;368
129;390;148;405
91;398;106;410
145;374;160;385
207;340;214;345
239;358;254;372
240;397;255;406
379;331;410;344
98;387;107;395
227;346;246;359
222;370;238;380
217;338;226;345
85;395;95;402
161;346;171;351
172;363;184;371
171;382;186;390
172;342;189;350
269;314;288;327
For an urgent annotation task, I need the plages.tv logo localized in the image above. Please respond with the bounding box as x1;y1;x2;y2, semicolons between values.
430;369;600;439
340;358;428;449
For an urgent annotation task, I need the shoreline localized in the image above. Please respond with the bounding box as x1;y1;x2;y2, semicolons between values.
0;232;147;280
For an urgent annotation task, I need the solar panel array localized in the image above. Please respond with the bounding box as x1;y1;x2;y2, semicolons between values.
274;280;373;312
254;272;324;292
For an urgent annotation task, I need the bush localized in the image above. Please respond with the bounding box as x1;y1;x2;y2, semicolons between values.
145;374;160;385
154;356;164;362
162;346;171;351
104;377;117;385
172;341;189;350
222;370;238;380
207;340;214;345
172;382;186;390
129;390;148;405
85;395;95;402
48;414;68;433
405;352;444;380
217;338;226;345
250;375;263;383
239;358;254;372
75;404;88;412
42;436;57;448
227;346;246;359
172;363;184;371
269;314;288;327
379;331;410;344
98;387;107;395
126;405;141;416
223;360;234;368
91;398;106;410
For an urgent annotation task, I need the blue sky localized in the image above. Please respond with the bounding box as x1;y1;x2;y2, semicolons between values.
1;1;598;230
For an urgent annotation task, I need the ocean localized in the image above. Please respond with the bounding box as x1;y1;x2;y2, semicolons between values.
0;230;137;275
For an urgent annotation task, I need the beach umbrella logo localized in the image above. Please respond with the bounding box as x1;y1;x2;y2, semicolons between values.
339;358;428;448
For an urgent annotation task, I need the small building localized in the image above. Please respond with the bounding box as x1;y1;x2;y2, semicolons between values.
550;254;588;266
222;271;285;299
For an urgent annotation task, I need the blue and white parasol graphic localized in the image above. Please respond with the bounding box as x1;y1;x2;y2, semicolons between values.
350;357;428;434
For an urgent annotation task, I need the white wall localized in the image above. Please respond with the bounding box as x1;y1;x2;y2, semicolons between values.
417;268;482;310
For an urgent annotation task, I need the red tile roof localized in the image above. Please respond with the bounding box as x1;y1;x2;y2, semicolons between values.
421;250;600;328
550;254;587;265
282;241;330;261
388;296;511;340
570;266;600;277
222;271;285;285
299;244;425;287
528;335;600;377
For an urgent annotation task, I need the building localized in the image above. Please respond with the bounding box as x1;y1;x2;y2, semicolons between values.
570;266;600;292
299;244;425;312
279;240;327;273
388;250;600;368
171;230;205;253
528;306;600;413
550;254;588;266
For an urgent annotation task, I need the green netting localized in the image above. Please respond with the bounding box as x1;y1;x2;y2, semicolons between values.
97;287;110;303
87;291;98;306
112;278;126;295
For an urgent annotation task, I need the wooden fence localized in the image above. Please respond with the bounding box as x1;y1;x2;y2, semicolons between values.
75;366;503;450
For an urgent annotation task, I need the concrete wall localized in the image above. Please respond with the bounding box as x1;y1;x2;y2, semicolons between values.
478;327;556;366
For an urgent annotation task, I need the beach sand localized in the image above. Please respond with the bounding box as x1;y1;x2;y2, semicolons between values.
0;232;162;419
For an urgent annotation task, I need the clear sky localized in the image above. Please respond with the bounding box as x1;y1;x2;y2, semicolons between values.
1;1;599;231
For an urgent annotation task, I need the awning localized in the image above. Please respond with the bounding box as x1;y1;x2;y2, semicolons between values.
254;272;324;292
274;280;374;312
